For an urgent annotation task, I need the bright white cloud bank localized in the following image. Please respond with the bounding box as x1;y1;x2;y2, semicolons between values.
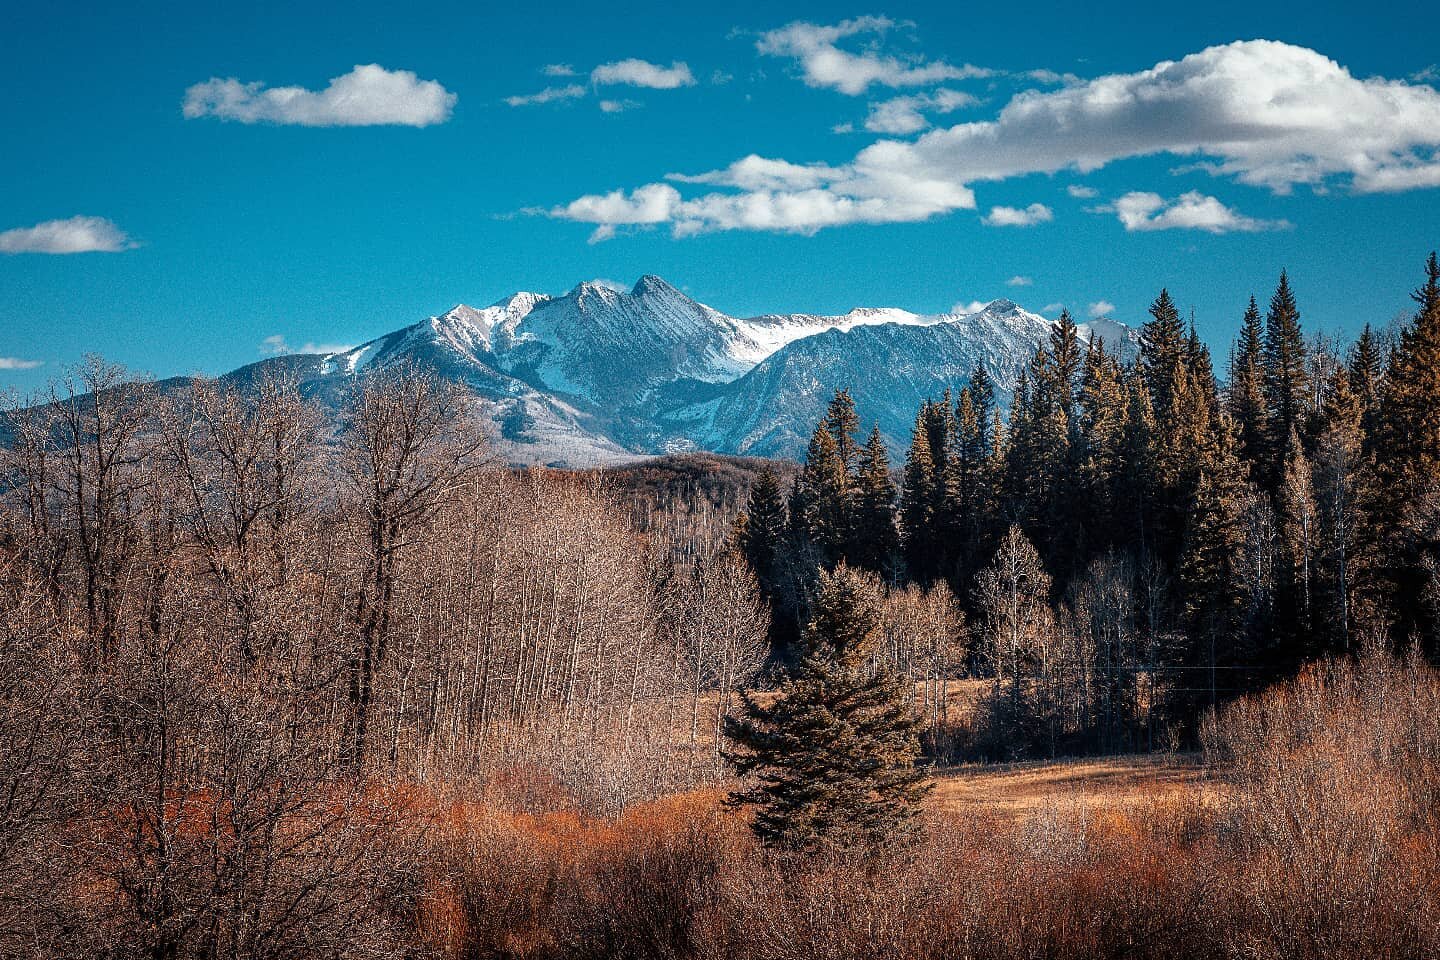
184;64;456;126
0;216;135;254
551;39;1440;239
1114;191;1290;233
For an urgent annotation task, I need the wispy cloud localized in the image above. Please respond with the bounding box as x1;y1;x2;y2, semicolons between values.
261;335;355;356
0;216;136;254
864;88;977;134
1006;275;1034;287
757;16;992;95
982;203;1053;227
184;64;455;126
505;84;587;107
591;59;695;89
1066;184;1099;199
598;99;642;113
1113;191;1291;233
543;63;577;77
0;357;44;370
1088;301;1116;318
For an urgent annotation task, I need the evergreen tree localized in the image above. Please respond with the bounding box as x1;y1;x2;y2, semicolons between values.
1349;323;1383;453
1048;309;1083;419
899;407;937;581
740;466;788;592
1077;338;1127;545
1175;414;1250;713
1374;252;1440;644
1229;295;1268;470
851;426;899;575
725;565;931;851
792;424;851;565
1262;270;1308;486
1140;288;1188;417
822;389;863;474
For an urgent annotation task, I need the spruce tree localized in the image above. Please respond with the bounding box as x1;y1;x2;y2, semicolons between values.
900;407;937;581
740;466;788;592
1140;288;1187;417
822;389;863;474
724;565;931;852
1374;253;1440;644
851;426;899;575
1262;270;1308;486
1229;295;1268;469
792;424;851;565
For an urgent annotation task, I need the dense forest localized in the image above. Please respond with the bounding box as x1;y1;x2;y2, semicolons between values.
740;255;1440;757
1;255;1439;958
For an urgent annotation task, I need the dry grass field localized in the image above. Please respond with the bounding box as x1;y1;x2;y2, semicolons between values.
930;753;1220;820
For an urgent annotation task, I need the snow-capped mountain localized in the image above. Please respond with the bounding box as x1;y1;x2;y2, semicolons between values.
214;276;1133;465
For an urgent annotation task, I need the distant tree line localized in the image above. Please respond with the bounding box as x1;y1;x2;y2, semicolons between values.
739;254;1440;754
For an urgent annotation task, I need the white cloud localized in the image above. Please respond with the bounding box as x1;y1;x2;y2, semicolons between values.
756;17;992;95
982;203;1053;227
261;335;355;356
505;84;587;107
598;99;641;113
1413;65;1439;84
865;88;977;134
1114;190;1290;233
1006;275;1034;287
711;70;734;86
832;122;855;134
1042;302;1065;314
952;300;991;315
1066;184;1099;199
0;216;136;254
0;357;44;370
543;63;577;77
184;64;456;127
551;40;1440;238
591;59;695;89
1025;68;1083;86
1088;301;1116;318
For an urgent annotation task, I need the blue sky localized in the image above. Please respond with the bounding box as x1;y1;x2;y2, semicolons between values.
3;0;1439;394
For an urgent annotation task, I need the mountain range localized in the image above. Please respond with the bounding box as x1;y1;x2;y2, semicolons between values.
204;276;1135;465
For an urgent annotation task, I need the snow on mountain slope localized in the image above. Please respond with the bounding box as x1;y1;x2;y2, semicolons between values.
190;276;1132;465
659;299;1053;457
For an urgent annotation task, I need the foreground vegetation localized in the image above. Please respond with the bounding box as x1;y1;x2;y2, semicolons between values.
4;254;1440;956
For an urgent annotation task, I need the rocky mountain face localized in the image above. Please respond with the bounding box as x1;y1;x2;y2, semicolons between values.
210;276;1133;466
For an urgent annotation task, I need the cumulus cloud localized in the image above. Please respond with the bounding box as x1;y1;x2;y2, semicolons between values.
591;59;695;89
505;84;587;107
0;216;136;254
1088;301;1116;318
757;16;992;95
1114;190;1290;233
184;64;455;127
551;40;1440;238
261;335;355;356
0;357;44;370
982;203;1053;227
1006;275;1034;286
1066;184;1099;199
865;88;977;134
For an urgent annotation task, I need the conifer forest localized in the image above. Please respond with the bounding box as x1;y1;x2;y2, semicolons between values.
5;256;1440;959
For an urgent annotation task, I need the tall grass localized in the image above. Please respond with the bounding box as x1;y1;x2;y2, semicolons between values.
414;646;1440;960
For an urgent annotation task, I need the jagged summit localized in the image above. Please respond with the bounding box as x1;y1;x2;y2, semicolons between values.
229;276;1132;465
